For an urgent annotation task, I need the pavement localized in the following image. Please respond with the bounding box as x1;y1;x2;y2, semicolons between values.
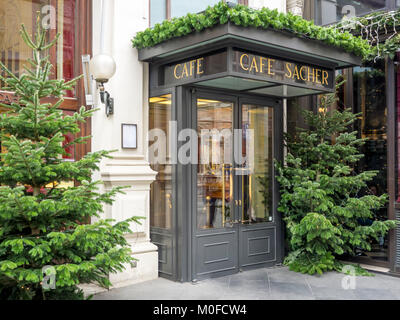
93;266;400;300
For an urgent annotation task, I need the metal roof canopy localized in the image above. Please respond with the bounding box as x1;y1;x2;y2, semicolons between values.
138;23;362;98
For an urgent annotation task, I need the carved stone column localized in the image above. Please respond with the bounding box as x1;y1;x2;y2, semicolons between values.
101;155;158;288
85;0;159;294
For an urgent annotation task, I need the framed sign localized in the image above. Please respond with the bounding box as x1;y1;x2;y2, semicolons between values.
157;48;335;92
232;50;334;90
121;123;137;149
162;50;228;86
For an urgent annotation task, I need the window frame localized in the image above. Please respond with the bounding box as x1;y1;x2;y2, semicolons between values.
0;0;92;161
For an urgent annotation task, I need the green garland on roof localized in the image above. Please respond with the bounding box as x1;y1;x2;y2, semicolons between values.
336;9;400;61
335;9;400;36
373;34;400;60
132;2;373;60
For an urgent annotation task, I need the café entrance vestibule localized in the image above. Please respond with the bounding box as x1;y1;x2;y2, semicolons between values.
192;91;280;280
139;23;361;282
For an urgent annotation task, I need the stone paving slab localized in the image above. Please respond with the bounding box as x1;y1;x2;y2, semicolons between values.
93;266;400;300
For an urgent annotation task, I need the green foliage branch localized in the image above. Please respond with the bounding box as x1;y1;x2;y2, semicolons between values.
0;20;140;299
275;80;397;275
336;8;400;61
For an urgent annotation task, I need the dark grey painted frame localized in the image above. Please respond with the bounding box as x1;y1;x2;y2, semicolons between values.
190;88;239;281
149;86;178;281
151;46;336;95
174;85;193;282
138;23;361;69
121;123;137;149
148;83;309;282
238;94;285;268
146;37;354;98
386;58;397;272
144;21;360;281
185;86;284;282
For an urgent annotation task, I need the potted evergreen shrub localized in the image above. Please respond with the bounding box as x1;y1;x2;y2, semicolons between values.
0;20;140;299
275;80;397;275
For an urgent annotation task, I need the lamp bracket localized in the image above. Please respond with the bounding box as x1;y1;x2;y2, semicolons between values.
106;96;114;117
96;81;113;117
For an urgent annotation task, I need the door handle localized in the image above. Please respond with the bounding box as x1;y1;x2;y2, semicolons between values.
224;219;240;226
235;200;242;206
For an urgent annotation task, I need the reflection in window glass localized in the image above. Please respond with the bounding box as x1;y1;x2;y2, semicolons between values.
150;0;239;26
171;0;237;18
149;94;172;229
241;105;273;224
314;0;385;25
197;99;233;229
353;61;388;263
62;110;75;161
150;0;167;27
0;0;76;97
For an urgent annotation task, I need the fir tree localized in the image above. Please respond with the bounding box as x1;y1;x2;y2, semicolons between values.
275;80;397;275
0;20;139;299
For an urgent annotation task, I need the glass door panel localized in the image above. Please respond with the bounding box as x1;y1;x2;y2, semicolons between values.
353;62;388;265
241;104;273;224
193;92;279;280
197;98;233;229
149;94;172;229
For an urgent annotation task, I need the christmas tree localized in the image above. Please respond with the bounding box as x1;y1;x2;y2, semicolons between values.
275;81;397;275
0;19;139;299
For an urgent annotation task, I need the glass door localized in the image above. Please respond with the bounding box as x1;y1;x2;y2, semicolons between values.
240;104;274;224
192;92;280;280
238;101;276;268
194;94;239;280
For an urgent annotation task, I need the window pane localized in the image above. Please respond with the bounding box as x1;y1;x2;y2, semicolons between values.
59;0;76;97
171;0;224;18
353;61;388;263
314;0;385;25
197;99;233;229
149;94;172;229
0;0;76;97
241;105;273;224
150;0;166;27
62;110;75;161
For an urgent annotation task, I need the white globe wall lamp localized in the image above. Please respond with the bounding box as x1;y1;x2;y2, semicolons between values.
89;53;116;117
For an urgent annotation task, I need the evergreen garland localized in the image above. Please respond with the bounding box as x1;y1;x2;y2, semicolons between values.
132;1;372;59
336;8;400;61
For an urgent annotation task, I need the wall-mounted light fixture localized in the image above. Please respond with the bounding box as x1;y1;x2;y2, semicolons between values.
89;54;116;117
